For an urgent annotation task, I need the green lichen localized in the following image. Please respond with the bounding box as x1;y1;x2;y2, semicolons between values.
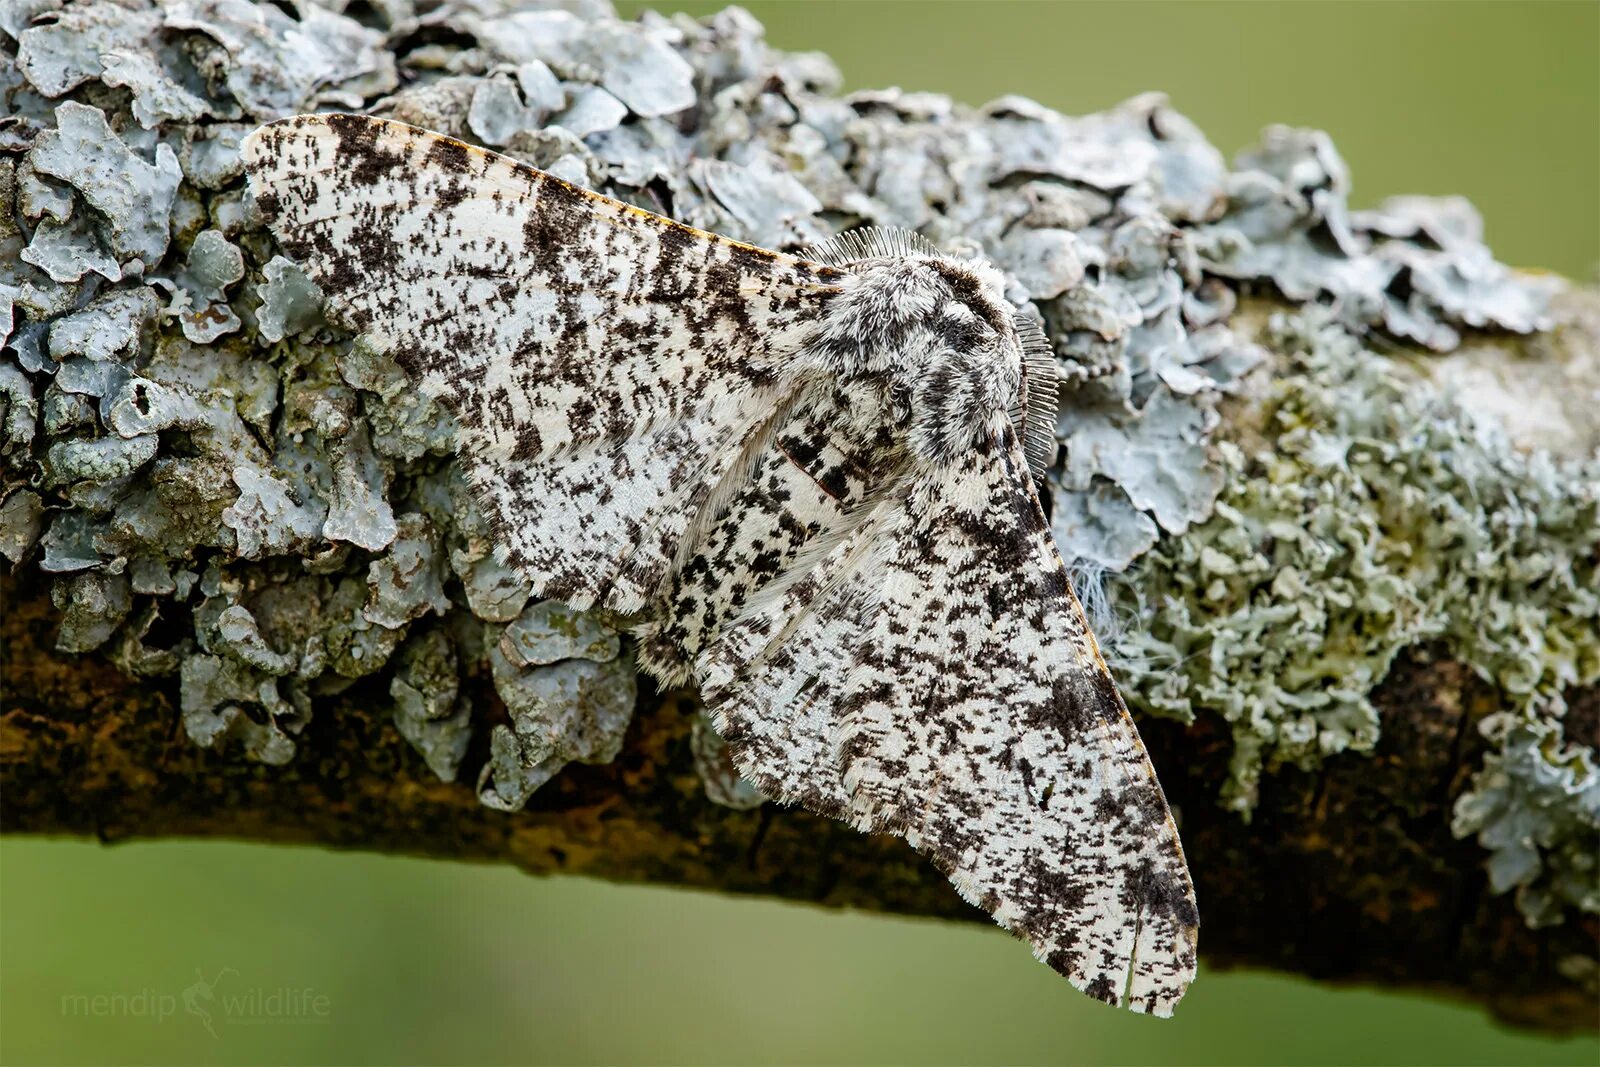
1453;713;1599;926
1103;311;1599;920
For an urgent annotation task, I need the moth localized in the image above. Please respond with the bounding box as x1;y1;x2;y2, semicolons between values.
242;114;1199;1014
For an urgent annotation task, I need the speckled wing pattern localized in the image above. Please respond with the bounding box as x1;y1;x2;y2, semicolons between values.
243;114;1198;1015
699;418;1196;1014
242;114;842;613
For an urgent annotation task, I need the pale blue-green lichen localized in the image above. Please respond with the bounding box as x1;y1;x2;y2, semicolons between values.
363;512;451;631
320;423;396;552
0;486;43;562
100;44;213;129
179;653;301;765
500;598;620;668
390;626;473;783
1060;385;1223;536
691;711;765;812
480;636;637;812
1050;481;1158;575
1453;713;1599;927
51;567;131;652
467;70;550;147
12;1;163;98
253;255;323;343
30;100;180;264
152;227;245;343
0;358;38;452
1099;312;1598;928
15;157;75;224
46;287;157;362
43;428;157;484
1193;127;1559;350
0;0;1586;932
553;85;629;141
19;211;122;282
41;385;93;435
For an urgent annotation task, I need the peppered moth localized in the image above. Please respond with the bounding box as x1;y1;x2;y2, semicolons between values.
242;114;1199;1014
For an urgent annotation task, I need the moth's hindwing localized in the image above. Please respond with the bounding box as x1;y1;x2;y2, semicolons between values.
699;417;1197;1015
636;376;906;687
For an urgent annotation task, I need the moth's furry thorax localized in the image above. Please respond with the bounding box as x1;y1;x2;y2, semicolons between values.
801;254;1027;470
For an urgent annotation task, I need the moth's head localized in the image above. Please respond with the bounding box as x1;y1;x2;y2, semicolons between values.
801;228;1059;481
923;255;1021;370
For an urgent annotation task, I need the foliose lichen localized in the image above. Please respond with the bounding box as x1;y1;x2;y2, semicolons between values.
1100;313;1598;833
1452;712;1598;927
691;710;765;812
0;0;1588;929
480;601;636;812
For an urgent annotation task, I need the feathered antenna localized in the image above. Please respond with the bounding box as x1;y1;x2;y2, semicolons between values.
1010;314;1060;482
801;226;941;265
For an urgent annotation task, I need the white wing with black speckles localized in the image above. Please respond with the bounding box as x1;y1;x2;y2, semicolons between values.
245;113;1198;1014
698;417;1199;1015
242;114;843;612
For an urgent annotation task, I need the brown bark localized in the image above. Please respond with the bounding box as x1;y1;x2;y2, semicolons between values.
4;558;1596;1034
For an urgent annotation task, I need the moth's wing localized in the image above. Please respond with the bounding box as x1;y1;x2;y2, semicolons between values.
699;420;1198;1015
694;501;891;813
241;114;841;611
634;374;910;688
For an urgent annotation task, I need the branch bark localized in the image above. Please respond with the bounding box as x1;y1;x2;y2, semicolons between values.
5;279;1598;1041
2;0;1597;1032
4;582;1596;1033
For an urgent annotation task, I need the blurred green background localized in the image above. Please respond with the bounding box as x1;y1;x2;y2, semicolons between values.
646;0;1600;281
4;2;1597;1065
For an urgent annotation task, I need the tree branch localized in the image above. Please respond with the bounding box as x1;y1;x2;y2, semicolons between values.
3;0;1597;1036
6;284;1599;1033
4;582;1597;1033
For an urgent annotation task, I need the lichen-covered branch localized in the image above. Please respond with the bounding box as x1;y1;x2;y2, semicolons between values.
1;0;1596;1035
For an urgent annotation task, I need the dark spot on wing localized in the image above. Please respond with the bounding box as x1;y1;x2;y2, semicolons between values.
1082;975;1118;1005
424;135;474;174
1136;861;1199;927
328;112;407;187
